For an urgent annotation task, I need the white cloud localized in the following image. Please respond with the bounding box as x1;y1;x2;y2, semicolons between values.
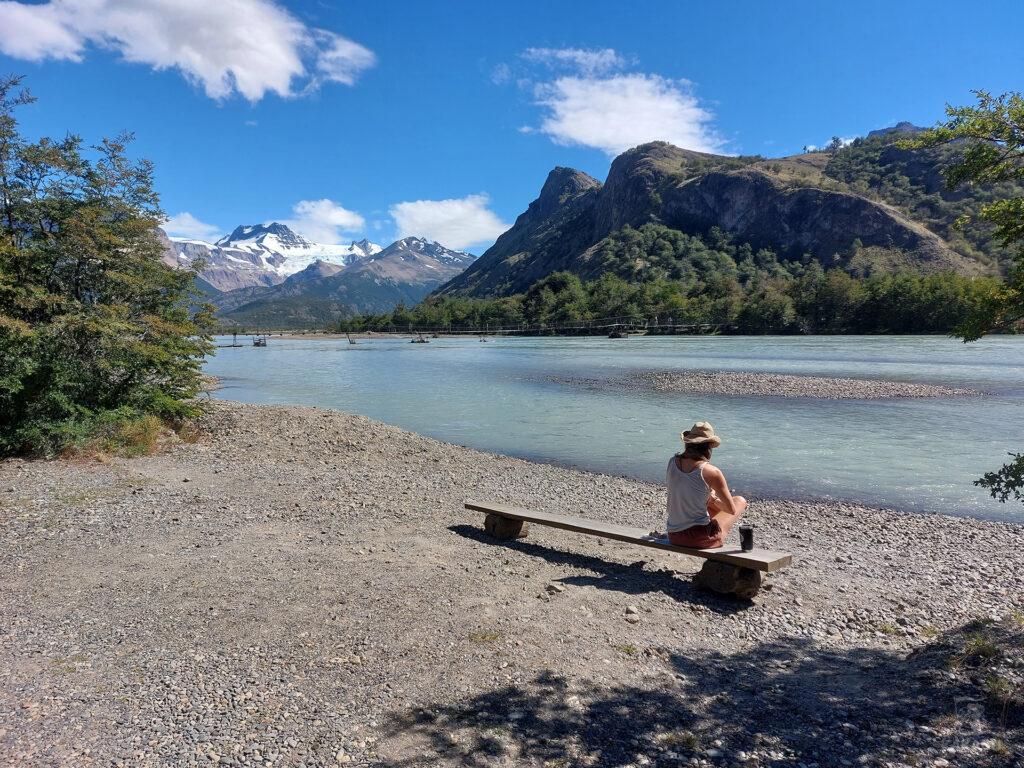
285;199;365;244
0;0;375;101
389;194;508;251
0;1;81;60
534;74;724;156
522;47;625;76
163;211;222;241
501;46;724;156
491;62;512;85
311;29;377;88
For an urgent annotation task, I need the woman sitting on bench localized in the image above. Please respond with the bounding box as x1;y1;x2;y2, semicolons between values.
666;422;747;549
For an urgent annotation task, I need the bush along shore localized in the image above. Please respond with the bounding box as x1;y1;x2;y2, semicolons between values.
1;400;1022;768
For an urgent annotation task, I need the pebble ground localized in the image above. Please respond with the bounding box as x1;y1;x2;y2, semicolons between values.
1;400;1021;768
554;370;982;399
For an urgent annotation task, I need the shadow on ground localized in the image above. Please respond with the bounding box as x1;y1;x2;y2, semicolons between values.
449;523;753;614
389;537;1024;768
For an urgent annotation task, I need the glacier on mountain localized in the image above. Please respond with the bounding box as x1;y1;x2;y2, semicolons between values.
164;222;383;291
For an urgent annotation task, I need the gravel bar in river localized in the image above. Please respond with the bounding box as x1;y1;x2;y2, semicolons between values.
555;370;984;399
1;400;1021;768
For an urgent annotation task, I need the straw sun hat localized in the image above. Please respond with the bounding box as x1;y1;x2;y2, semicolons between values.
681;422;722;447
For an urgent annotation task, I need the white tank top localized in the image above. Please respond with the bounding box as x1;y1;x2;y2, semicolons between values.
666;456;711;532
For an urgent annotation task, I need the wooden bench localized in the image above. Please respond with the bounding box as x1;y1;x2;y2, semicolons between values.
465;500;792;598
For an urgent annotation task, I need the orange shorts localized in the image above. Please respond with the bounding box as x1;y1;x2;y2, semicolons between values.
668;518;725;549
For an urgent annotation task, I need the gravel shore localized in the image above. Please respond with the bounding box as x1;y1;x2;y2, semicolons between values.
2;400;1022;768
553;371;983;399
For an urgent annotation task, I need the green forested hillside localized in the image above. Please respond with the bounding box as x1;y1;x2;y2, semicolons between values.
373;131;1019;336
333;253;999;336
216;297;357;330
820;134;1019;268
435;135;1019;307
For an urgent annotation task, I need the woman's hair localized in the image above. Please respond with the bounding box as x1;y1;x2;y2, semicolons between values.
678;442;712;460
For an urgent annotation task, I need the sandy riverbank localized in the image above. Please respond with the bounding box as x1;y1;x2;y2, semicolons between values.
1;400;1022;767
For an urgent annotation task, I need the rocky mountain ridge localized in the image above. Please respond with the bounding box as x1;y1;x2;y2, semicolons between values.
435;138;999;299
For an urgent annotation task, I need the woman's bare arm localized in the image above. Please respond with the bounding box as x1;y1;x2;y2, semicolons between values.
703;465;743;517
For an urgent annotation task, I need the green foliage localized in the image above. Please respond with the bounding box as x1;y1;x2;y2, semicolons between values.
825;129;1021;269
48;408;164;458
0;75;213;457
330;220;998;337
674;153;763;180
911;90;1024;505
735;283;796;333
216;296;356;330
331;260;993;339
910;90;1024;341
587;223;746;286
976;453;1024;503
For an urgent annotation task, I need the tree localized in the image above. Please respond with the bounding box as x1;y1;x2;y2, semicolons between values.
912;90;1024;339
0;75;213;456
914;90;1024;503
735;285;796;333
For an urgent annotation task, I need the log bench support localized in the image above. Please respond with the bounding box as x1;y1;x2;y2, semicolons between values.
468;500;791;599
484;513;530;540
692;561;763;600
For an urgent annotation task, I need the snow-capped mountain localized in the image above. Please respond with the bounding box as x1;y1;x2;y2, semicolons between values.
376;236;477;268
214;223;382;273
212;236;478;322
163;222;382;291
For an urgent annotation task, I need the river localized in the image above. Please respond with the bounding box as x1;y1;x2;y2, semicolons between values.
202;334;1024;523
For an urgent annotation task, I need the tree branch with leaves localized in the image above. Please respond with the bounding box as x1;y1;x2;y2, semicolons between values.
912;90;1024;503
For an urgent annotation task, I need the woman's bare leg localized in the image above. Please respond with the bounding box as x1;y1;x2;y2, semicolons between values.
709;495;747;537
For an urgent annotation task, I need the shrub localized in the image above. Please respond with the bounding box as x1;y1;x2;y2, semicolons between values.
0;76;213;457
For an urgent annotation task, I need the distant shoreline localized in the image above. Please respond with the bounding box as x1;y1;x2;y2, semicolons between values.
219;331;485;341
214;330;1024;341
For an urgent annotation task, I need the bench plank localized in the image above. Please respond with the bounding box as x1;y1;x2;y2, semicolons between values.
466;500;792;572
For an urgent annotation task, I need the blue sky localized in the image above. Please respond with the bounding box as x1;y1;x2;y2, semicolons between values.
1;0;1022;252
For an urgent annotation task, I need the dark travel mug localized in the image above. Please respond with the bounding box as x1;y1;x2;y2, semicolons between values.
739;525;754;552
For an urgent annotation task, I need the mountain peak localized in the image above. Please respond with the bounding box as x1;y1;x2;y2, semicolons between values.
534;167;601;220
377;236;475;264
283;259;347;284
867;122;927;139
540;167;601;200
217;222;300;247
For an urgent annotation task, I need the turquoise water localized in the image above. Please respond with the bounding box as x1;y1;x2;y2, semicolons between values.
203;335;1024;523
